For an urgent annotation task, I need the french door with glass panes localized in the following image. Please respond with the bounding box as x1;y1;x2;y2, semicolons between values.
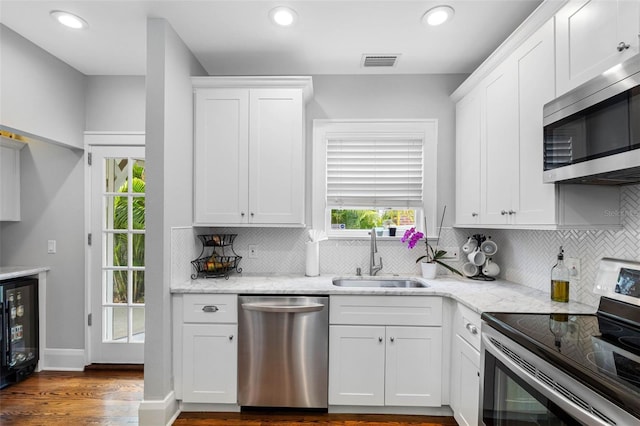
90;146;145;363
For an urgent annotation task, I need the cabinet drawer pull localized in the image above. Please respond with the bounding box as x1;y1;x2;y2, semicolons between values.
471;212;478;217
465;323;478;335
378;337;383;342
390;337;395;342
508;210;516;215
617;41;631;52
229;335;234;341
202;305;219;313
500;210;508;215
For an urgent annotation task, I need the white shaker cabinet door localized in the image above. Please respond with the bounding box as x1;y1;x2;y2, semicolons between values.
193;88;249;225
556;0;640;95
182;323;238;403
513;19;556;225
385;326;442;407
248;89;304;225
455;88;482;226
482;62;518;225
451;334;480;426
328;325;386;406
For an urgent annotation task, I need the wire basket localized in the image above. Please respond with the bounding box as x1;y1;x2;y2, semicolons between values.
197;234;237;247
191;255;242;279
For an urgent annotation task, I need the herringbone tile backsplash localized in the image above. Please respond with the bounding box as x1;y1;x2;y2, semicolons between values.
172;184;640;309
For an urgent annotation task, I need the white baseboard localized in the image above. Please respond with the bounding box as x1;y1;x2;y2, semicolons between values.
41;348;86;371
138;391;180;426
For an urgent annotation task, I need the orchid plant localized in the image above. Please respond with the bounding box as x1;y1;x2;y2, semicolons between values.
401;206;462;276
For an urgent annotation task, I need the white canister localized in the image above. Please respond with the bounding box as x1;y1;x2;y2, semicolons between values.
305;241;320;276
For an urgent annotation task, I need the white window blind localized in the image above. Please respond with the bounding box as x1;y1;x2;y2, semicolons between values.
326;136;424;208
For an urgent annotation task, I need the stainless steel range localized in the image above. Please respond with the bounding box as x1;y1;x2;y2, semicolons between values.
481;258;640;425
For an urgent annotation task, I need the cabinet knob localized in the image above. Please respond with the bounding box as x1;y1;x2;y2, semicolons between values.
241;212;245;217
378;337;383;342
508;210;516;215
617;41;631;52
501;210;508;216
229;335;234;341
390;337;395;342
465;323;478;335
202;305;219;313
471;212;478;217
250;212;255;217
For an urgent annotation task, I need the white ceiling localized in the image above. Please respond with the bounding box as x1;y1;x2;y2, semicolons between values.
0;0;543;76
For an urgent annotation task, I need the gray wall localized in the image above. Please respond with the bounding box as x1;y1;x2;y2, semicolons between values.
202;74;467;277
1;24;147;353
85;76;146;131
1;140;85;348
0;24;86;350
0;25;86;149
143;18;205;414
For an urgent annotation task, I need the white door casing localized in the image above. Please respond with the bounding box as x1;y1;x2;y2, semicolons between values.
87;140;145;364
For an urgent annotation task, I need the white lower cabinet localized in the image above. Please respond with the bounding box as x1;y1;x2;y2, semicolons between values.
451;335;480;426
182;323;237;403
174;294;238;405
328;296;443;408
450;303;481;426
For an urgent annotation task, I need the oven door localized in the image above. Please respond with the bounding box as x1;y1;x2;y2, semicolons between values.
481;325;635;426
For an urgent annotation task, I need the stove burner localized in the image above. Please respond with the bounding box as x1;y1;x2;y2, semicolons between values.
619;336;640;353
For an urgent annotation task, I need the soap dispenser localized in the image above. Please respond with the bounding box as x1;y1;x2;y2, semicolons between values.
551;246;570;303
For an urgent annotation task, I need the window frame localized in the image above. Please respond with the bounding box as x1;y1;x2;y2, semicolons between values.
312;119;438;239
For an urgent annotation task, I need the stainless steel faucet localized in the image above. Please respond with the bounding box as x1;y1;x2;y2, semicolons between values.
369;228;383;276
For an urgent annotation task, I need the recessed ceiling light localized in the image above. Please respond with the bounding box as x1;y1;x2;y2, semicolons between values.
422;5;455;27
50;10;88;30
269;6;298;27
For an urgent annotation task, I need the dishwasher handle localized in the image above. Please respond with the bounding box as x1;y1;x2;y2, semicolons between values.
241;302;325;313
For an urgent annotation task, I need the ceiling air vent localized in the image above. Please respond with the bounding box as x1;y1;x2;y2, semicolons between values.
361;54;400;68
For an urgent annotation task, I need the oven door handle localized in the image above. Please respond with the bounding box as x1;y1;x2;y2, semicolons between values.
482;330;621;426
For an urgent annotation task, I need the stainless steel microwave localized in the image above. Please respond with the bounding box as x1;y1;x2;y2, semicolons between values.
543;55;640;184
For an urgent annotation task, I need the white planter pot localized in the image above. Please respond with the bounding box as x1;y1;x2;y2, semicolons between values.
421;262;438;279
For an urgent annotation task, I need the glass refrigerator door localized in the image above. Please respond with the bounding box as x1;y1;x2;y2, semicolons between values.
7;282;37;368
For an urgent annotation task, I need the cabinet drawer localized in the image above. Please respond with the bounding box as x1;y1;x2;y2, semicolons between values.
330;295;442;326
454;303;481;351
182;294;237;323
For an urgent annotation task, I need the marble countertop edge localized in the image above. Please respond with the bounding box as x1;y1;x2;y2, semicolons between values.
0;266;51;281
171;274;597;316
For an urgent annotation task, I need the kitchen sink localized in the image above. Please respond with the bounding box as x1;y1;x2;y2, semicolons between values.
332;278;428;288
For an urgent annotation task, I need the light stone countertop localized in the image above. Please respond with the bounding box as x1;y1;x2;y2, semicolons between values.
171;274;597;315
0;266;50;281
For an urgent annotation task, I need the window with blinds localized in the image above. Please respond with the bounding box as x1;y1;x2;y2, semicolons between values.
326;137;424;208
312;119;437;238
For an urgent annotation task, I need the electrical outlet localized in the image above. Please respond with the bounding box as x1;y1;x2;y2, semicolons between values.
248;244;258;259
442;246;459;261
566;257;581;280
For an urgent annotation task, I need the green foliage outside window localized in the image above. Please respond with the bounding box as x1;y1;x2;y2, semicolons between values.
112;161;145;304
330;209;415;230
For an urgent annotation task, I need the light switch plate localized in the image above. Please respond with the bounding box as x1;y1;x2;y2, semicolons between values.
47;240;56;254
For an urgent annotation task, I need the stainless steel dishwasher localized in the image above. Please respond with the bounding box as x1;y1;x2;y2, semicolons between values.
238;295;329;408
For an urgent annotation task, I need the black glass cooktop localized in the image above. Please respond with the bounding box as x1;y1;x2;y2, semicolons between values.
482;298;640;419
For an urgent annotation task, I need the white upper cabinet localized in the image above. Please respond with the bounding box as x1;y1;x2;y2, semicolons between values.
454;15;622;230
455;87;482;226
556;0;640;95
0;136;26;222
192;77;312;227
482;59;519;225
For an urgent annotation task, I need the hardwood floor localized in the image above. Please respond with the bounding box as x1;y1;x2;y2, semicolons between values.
174;411;459;426
0;369;458;425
